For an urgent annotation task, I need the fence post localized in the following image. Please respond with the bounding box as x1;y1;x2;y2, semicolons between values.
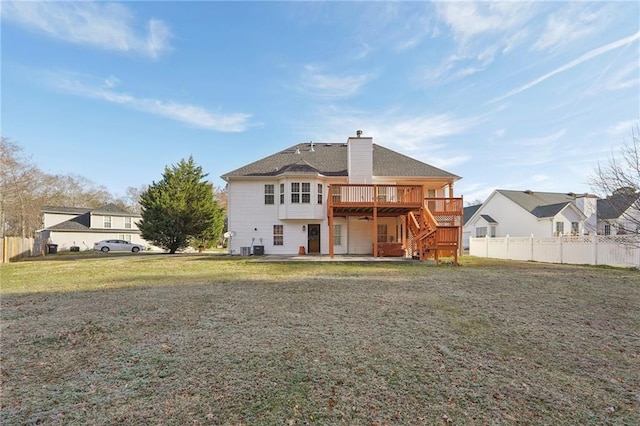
530;234;534;261
506;234;510;258
559;235;563;264
485;235;489;258
591;232;598;265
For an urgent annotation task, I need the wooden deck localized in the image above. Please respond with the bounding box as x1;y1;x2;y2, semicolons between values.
327;184;463;263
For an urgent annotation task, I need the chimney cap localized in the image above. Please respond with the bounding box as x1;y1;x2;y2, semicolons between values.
356;129;363;137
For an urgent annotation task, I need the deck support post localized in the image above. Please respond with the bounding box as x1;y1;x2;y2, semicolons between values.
404;214;409;258
373;207;378;257
328;209;334;258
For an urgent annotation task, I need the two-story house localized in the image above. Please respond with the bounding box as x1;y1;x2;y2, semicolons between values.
39;203;148;251
222;132;463;263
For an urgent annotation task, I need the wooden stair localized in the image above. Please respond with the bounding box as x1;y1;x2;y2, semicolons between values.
409;200;460;265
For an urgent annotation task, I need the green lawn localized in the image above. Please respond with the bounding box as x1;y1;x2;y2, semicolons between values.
1;254;639;424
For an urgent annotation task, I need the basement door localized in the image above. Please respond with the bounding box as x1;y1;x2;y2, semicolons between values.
308;224;321;254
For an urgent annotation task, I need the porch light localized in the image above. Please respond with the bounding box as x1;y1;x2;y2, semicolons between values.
302;225;306;232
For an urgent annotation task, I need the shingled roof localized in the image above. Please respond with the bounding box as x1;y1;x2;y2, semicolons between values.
597;193;640;220
221;142;460;180
463;204;481;225
496;190;579;218
48;212;91;231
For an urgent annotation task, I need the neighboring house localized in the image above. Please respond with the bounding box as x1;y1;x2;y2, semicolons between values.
462;204;481;249
464;190;596;239
221;132;463;261
39;203;148;251
597;192;640;235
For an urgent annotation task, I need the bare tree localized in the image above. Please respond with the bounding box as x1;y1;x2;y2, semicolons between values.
0;138;41;237
465;198;484;207
1;137;126;237
589;124;640;237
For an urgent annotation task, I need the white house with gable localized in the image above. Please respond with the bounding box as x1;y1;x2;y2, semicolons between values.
465;190;596;239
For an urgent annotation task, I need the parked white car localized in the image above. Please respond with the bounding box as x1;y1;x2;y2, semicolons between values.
93;239;144;253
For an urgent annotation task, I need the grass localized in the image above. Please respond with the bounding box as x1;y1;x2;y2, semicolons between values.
1;254;639;424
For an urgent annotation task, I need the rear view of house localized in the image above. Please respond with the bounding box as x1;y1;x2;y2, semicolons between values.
222;132;463;263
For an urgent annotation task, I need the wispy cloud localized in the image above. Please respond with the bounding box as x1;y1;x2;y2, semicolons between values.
300;107;479;171
422;2;535;87
490;31;640;103
1;1;171;58
496;129;567;168
46;71;251;132
519;129;567;146
435;1;533;44
300;65;374;98
607;119;639;136
592;59;640;93
533;4;602;51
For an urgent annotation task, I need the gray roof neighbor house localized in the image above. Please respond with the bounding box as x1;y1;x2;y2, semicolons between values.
496;190;578;216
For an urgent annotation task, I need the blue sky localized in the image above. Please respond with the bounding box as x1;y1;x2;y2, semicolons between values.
2;1;639;203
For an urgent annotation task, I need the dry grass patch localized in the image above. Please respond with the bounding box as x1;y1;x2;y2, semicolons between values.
1;255;639;424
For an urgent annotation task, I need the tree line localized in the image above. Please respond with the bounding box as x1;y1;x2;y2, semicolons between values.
0;137;227;251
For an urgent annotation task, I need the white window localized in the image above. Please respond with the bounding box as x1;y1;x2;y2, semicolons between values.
571;222;579;235
476;227;487;238
301;183;311;203
291;182;311;204
279;183;285;204
490;226;496;238
317;184;323;204
291;183;300;203
124;217;132;229
104;216;112;228
377;224;388;243
333;224;342;245
556;222;564;235
604;224;611;236
264;184;275;205
273;225;283;245
118;234;132;242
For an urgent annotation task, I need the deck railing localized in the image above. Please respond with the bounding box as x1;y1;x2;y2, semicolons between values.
329;184;424;207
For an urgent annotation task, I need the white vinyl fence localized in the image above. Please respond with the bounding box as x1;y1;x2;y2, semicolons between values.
470;235;640;268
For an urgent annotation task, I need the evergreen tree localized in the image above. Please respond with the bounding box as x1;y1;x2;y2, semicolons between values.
138;157;222;253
